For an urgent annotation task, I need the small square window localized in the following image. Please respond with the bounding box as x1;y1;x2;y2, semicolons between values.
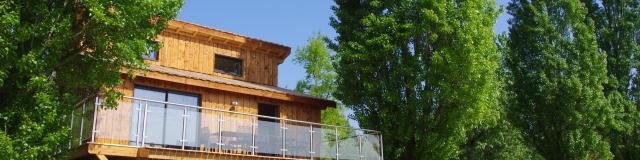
214;55;243;76
143;46;158;61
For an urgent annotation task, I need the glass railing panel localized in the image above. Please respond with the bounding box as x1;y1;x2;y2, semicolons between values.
163;103;184;148
69;105;83;148
81;100;95;144
338;128;360;160
183;107;200;150
362;131;382;160
70;100;95;146
89;96;383;159
198;110;221;152
128;100;144;146
316;126;338;159
220;114;253;154
255;118;283;157
285;121;311;158
94;99;134;145
141;101;166;147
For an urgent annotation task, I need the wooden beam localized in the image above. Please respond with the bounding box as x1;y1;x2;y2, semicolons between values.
87;143;297;160
96;155;108;160
88;144;139;158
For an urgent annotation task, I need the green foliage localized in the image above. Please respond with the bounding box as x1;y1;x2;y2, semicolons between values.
582;0;640;158
293;32;350;129
293;33;354;153
328;0;532;159
504;0;638;159
294;32;337;100
0;0;182;159
460;34;542;160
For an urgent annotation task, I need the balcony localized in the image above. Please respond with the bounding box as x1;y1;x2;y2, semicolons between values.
69;96;383;159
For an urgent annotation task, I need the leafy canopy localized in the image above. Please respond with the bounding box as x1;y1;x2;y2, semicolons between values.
0;0;182;159
329;0;526;159
293;32;350;132
504;0;638;159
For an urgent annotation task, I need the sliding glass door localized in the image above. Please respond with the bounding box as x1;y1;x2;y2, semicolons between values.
130;86;200;149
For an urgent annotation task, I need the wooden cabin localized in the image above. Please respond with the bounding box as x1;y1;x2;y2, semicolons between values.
69;20;382;160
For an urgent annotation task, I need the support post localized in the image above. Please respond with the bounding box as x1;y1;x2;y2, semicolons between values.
217;114;224;152
335;127;340;160
79;102;85;145
309;124;315;159
359;133;363;160
251;118;257;155
379;133;384;160
91;97;99;143
141;101;149;146
181;107;188;149
135;102;143;146
69;110;74;149
281;120;287;158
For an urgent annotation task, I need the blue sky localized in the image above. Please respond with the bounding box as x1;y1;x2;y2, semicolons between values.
178;0;511;90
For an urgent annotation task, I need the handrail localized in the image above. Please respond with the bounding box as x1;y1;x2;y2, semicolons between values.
116;95;381;133
76;95;384;160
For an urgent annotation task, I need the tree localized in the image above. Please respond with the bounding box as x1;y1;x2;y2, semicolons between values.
292;32;353;154
293;32;350;132
506;0;618;159
329;0;510;159
0;0;182;159
462;34;542;160
581;0;640;158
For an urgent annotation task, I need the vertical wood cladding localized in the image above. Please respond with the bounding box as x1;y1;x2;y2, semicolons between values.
147;31;279;86
119;77;321;123
100;77;322;146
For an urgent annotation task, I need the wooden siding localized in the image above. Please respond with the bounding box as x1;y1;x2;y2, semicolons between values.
93;77;322;152
121;77;321;122
148;29;280;86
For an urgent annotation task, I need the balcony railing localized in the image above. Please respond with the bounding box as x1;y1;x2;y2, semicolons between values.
69;96;383;159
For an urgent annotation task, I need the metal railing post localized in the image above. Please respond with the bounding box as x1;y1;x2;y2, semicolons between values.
309;124;314;159
79;102;85;145
379;133;384;160
91;97;99;143
335;127;340;160
251;118;257;155
217;114;224;152
281;120;287;158
359;133;363;160
69;110;74;149
181;107;188;149
141;101;149;146
134;102;142;146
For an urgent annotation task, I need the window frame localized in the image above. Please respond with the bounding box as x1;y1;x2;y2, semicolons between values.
143;46;159;61
214;54;244;77
131;85;202;149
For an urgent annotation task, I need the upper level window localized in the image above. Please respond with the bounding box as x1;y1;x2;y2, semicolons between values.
143;46;159;61
215;55;243;76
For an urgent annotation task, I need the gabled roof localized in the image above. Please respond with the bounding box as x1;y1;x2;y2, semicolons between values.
166;20;291;64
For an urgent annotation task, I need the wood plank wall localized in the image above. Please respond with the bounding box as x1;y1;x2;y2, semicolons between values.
97;77;322;146
124;78;321;122
148;31;279;86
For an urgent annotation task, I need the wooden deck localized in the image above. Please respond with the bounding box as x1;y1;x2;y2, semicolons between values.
72;143;302;160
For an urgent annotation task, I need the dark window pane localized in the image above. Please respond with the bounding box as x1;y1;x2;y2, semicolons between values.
258;103;278;122
214;55;243;76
